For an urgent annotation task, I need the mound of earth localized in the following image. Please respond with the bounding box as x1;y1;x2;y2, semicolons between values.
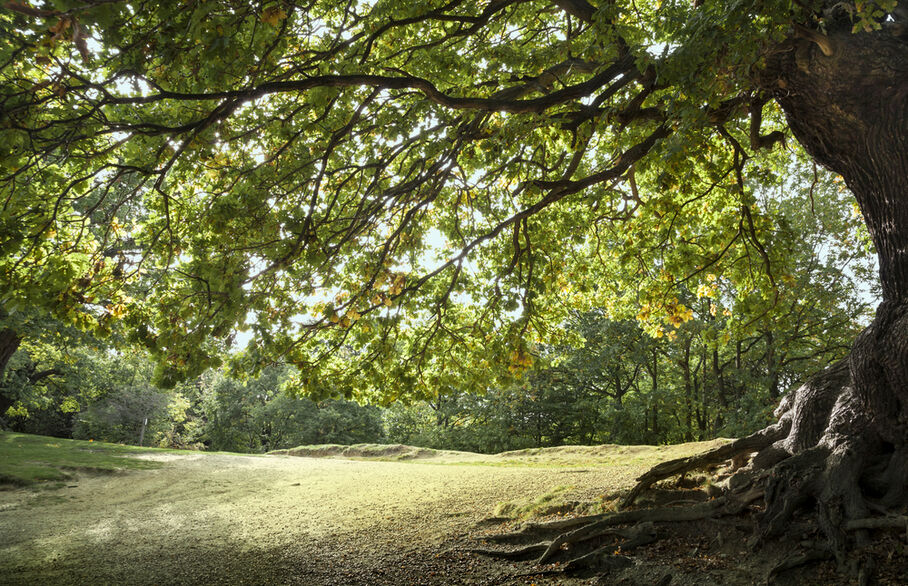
269;442;479;460
496;440;733;459
271;440;735;464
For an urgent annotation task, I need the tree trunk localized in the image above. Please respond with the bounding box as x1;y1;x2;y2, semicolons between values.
749;20;908;554
613;373;624;408
769;24;908;436
651;403;658;440
764;331;780;400
679;338;693;442
138;417;148;447
0;328;21;384
0;328;22;424
712;348;728;412
650;348;659;439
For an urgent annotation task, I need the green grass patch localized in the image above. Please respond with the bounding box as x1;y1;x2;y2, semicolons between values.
270;443;477;461
494;484;577;519
271;439;733;469
0;431;168;489
492;485;622;520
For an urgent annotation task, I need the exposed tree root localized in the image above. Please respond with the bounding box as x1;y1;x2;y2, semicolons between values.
467;542;550;560
536;491;762;564
845;516;908;531
470;354;908;583
536;520;658;564
480;514;606;542
471;489;763;576
560;547;634;572
620;420;790;508
766;547;833;584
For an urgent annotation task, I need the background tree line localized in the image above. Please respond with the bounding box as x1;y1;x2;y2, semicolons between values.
2;216;872;454
2;163;874;452
1;175;874;452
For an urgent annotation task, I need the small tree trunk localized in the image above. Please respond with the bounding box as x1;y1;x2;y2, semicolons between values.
0;328;21;383
765;331;781;400
138;417;148;446
679;338;693;442
652;350;659;439
651;403;659;440
694;373;706;441
613;373;624;409
712;348;728;408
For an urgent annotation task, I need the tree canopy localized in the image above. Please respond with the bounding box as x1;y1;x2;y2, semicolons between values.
0;0;890;396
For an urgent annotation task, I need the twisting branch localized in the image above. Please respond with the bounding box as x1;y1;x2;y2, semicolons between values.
716;124;778;295
749;96;786;151
793;23;835;57
83;61;636;115
553;0;596;22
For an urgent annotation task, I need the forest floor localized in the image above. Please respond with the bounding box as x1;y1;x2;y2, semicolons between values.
0;433;890;585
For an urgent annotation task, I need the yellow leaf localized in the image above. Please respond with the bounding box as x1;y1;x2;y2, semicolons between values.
260;6;287;26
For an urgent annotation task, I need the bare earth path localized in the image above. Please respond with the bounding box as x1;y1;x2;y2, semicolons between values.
0;443;739;585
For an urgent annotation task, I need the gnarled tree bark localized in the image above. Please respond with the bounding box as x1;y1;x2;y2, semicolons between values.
758;15;908;524
0;327;22;427
0;328;21;386
478;18;908;583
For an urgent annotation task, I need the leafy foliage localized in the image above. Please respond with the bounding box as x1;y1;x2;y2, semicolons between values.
0;0;883;399
383;166;873;451
0;318;148;435
186;366;386;452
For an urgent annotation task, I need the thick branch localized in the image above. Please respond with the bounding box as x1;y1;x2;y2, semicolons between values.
553;0;596;22
92;57;635;116
0;328;21;382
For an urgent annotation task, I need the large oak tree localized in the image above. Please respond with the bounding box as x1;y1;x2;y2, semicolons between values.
1;0;905;578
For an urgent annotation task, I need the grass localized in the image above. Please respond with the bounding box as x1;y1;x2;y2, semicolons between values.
270;439;735;522
1;432;732;490
0;432;738;584
0;431;166;488
493;484;575;519
272;439;734;468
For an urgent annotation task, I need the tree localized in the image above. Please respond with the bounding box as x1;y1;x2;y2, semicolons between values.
1;0;904;577
0;314;124;434
189;365;385;452
76;382;169;445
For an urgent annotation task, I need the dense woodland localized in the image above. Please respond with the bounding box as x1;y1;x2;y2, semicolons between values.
0;294;873;453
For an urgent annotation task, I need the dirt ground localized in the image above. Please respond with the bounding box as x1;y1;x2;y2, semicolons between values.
0;444;899;585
